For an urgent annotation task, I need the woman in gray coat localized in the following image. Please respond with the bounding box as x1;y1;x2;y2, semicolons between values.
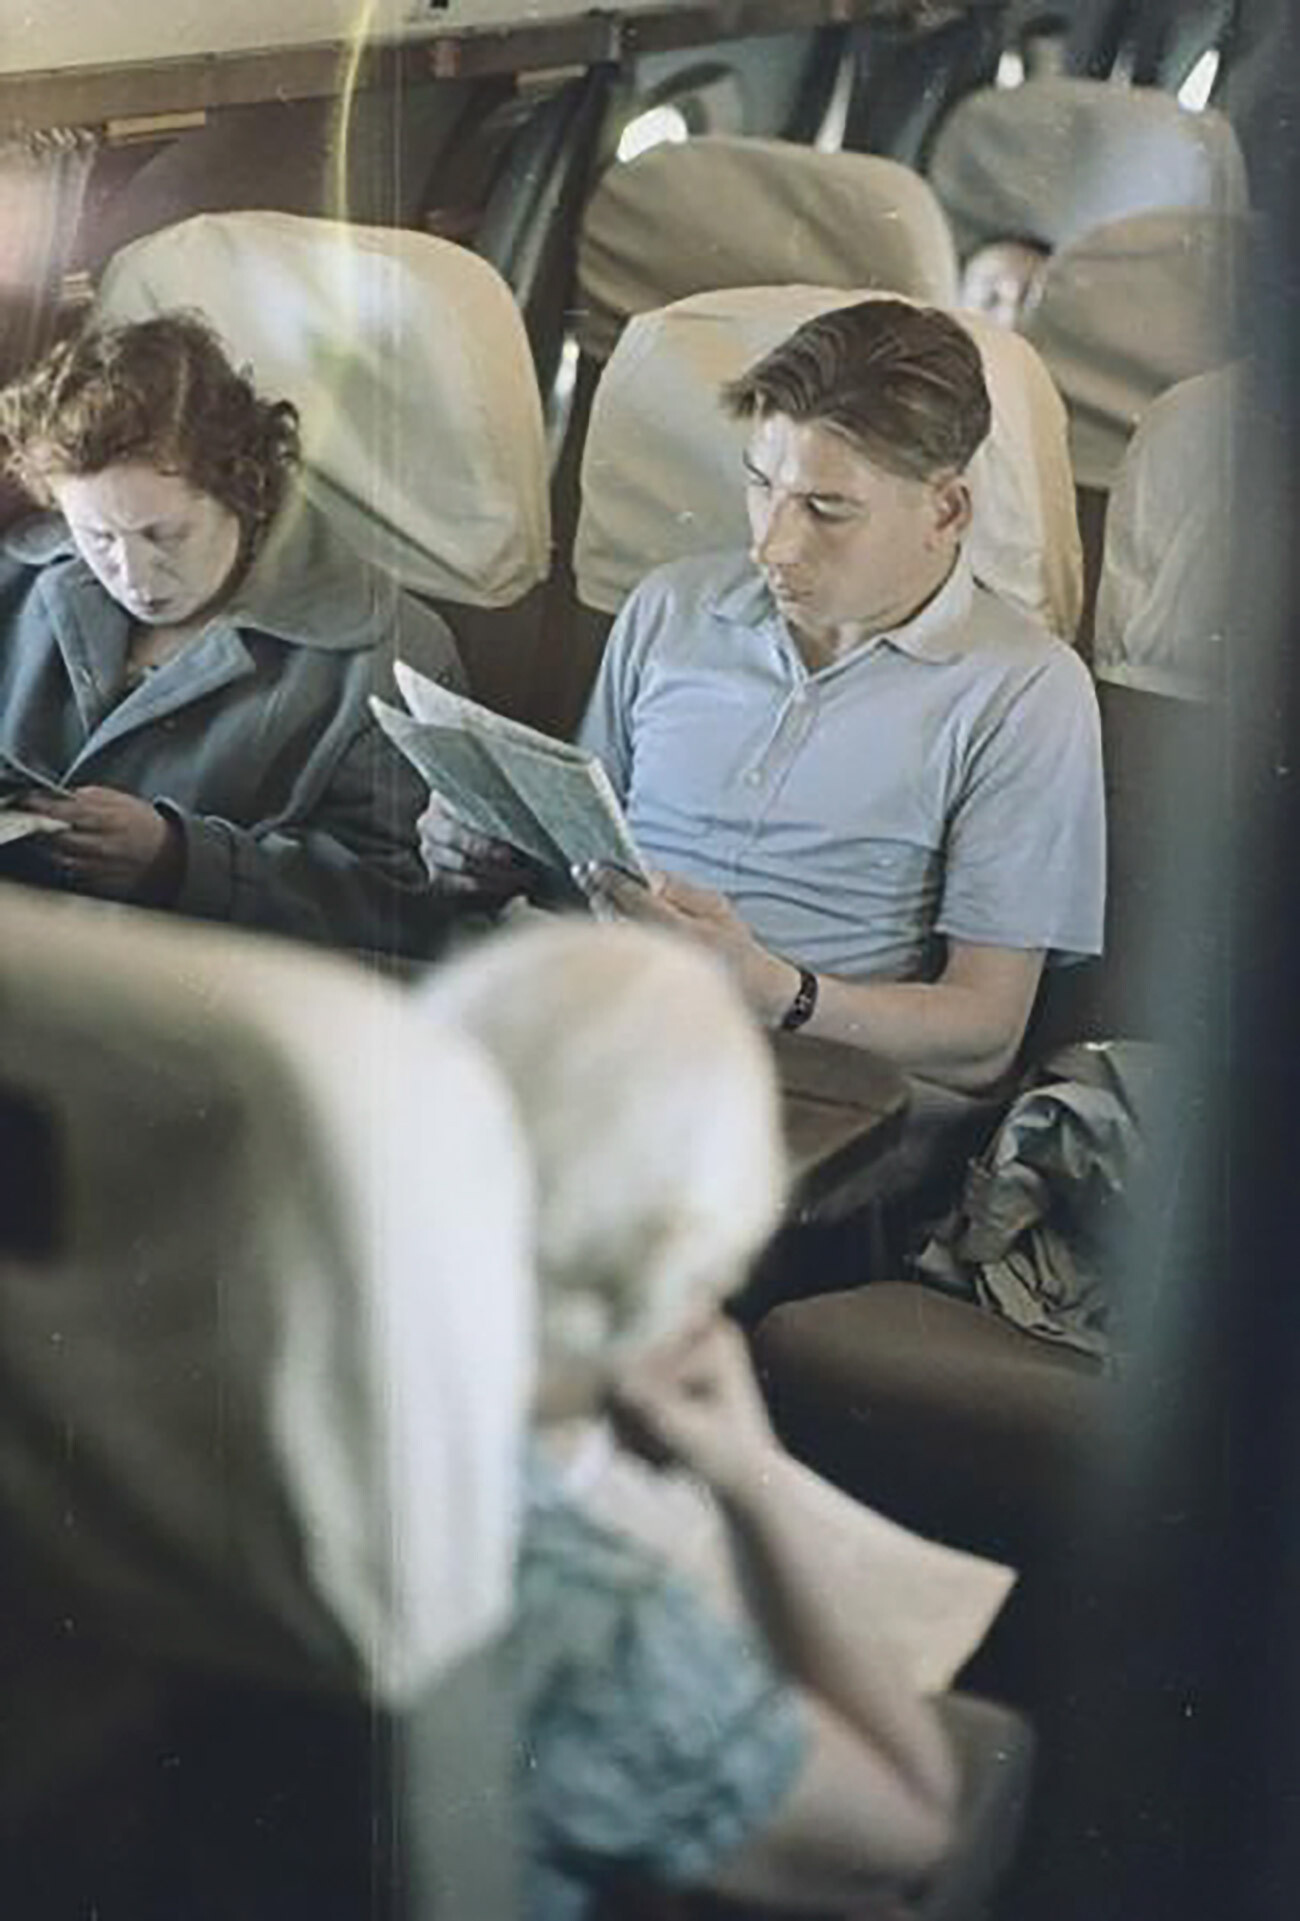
0;312;462;952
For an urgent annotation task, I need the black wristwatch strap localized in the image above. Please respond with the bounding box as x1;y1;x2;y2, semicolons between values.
779;966;819;1032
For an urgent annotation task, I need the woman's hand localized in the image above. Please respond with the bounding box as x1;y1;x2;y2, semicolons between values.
609;1315;779;1501
33;786;183;902
417;793;534;901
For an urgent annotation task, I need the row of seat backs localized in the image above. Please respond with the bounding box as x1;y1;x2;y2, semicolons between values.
96;207;1229;703
575;82;1250;489
93;200;1228;722
93;70;1248;613
93;210;1080;637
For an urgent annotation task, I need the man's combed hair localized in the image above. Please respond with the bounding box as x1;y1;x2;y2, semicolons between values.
722;298;992;484
0;312;300;533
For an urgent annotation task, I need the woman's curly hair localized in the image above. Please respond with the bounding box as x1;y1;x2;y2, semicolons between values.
0;312;300;534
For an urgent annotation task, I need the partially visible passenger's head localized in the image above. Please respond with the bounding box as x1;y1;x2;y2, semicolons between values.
419;920;785;1417
959;238;1050;332
0;314;298;624
721;297;991;485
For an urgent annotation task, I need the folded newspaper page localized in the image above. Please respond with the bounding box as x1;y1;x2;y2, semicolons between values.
0;787;68;848
371;661;649;886
551;1419;1017;1694
0;753;71;847
0;811;67;848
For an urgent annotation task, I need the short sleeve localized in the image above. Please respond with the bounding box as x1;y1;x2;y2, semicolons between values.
515;1492;807;1902
938;644;1105;963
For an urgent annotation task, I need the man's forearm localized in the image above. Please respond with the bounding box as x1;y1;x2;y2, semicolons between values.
741;947;1032;1092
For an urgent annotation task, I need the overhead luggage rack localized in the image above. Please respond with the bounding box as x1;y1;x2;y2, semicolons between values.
0;0;993;132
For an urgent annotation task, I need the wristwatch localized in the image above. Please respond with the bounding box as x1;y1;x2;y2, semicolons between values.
779;965;819;1033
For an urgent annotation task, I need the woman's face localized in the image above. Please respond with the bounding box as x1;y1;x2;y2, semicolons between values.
49;461;243;626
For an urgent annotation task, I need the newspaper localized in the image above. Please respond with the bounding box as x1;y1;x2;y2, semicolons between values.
0;754;69;848
371;662;649;888
0;809;67;848
551;1419;1017;1694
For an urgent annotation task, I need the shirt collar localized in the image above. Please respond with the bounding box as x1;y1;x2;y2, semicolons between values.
706;550;976;668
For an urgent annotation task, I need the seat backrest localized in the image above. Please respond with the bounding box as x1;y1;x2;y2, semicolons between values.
1094;363;1241;703
574;284;1081;641
96;210;550;609
0;885;534;1898
1023;209;1252;490
928;76;1249;258
575;135;959;363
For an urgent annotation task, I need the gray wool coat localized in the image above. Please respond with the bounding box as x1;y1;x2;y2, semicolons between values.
0;492;463;953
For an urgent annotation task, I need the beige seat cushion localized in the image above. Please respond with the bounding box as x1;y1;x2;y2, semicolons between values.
1094;364;1242;700
0;887;533;1707
1024;209;1251;490
575;284;1082;639
929;76;1248;256
98;210;551;607
577;135;958;361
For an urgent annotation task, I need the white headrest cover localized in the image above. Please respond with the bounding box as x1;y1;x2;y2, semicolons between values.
929;78;1249;257
577;136;958;362
1024;209;1250;490
1094;364;1241;702
98;210;550;607
575;285;1081;640
0;890;534;1705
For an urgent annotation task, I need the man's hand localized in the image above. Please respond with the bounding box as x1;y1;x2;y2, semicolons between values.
574;862;795;1023
609;1315;779;1503
32;786;182;902
417;793;534;900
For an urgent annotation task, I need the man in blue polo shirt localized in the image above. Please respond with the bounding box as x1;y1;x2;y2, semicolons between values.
420;299;1103;1096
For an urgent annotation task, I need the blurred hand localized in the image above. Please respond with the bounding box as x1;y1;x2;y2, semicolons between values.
609;1315;779;1501
417;793;534;900
574;862;795;1024
33;786;182;902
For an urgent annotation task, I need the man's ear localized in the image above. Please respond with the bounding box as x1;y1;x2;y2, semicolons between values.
929;475;973;543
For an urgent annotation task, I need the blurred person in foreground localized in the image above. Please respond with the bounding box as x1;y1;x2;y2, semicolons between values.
0;311;460;950
422;918;959;1920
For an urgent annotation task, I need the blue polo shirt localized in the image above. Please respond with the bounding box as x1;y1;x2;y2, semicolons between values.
578;549;1104;981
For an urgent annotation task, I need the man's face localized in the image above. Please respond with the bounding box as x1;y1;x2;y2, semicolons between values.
959;240;1048;332
743;413;967;654
50;461;243;627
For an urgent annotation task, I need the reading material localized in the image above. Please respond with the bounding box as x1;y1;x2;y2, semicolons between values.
553;1419;1017;1693
371;662;649;888
0;754;70;849
0;810;67;849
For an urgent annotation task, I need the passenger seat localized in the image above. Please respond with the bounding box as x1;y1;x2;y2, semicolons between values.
95;210;553;720
1024;207;1253;492
575;133;959;365
559;282;1081;733
0;887;534;1918
928;75;1249;266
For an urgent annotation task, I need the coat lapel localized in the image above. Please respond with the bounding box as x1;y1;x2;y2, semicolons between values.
39;563;131;739
67;623;257;776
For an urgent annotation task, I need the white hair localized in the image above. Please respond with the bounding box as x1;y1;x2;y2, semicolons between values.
418;918;786;1381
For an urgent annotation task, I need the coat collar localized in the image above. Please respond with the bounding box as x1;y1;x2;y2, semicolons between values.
33;560;257;769
4;486;392;655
